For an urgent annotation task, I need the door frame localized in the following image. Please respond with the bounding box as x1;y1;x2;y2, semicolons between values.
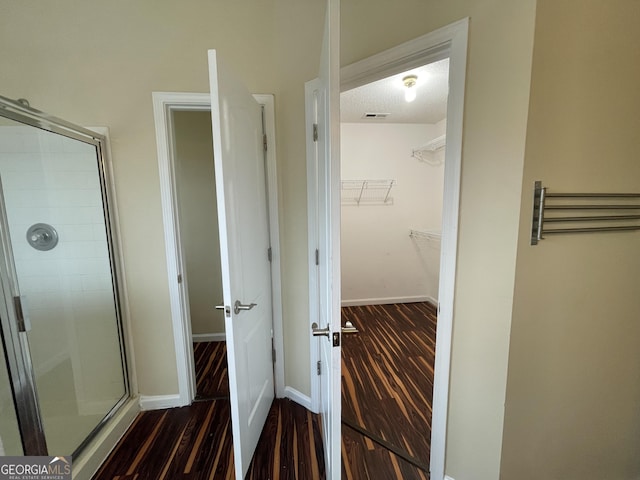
308;18;468;479
152;92;285;407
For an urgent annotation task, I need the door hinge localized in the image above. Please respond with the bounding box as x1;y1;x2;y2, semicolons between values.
315;248;319;266
263;133;268;152
316;360;321;375
267;247;273;262
272;347;276;364
177;273;182;284
13;296;26;332
313;123;318;142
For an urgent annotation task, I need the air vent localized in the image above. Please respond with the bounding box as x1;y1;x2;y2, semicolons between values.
362;112;390;119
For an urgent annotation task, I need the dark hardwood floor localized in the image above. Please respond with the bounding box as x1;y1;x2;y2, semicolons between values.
92;399;235;479
92;342;324;480
247;398;325;480
193;341;229;400
94;301;436;480
342;423;429;480
341;302;437;478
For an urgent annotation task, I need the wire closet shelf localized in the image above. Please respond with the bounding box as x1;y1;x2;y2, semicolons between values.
409;229;442;242
341;179;395;206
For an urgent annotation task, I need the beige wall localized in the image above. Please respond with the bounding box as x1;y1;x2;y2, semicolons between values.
0;0;325;396
341;2;536;478
0;0;543;477
340;122;444;304
173;110;224;335
502;1;640;478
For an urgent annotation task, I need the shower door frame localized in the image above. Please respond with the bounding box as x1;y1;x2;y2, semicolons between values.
0;95;132;456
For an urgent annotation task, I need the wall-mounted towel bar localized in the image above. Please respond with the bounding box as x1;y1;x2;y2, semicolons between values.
530;181;640;245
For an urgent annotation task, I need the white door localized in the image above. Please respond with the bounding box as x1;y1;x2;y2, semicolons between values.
208;50;275;480
308;0;342;477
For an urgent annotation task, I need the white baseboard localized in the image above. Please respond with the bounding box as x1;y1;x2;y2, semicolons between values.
192;333;226;343
444;476;455;480
284;386;312;411
139;394;182;411
341;295;437;307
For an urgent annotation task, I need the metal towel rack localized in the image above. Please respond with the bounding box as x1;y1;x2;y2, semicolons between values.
531;180;640;245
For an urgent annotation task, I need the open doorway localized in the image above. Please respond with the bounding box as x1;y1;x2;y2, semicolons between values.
339;58;448;476
171;109;228;401
306;19;468;480
152;92;285;409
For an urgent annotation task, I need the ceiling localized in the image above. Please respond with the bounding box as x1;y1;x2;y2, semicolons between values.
340;58;449;124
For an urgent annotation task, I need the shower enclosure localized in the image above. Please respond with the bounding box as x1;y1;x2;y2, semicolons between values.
0;96;129;457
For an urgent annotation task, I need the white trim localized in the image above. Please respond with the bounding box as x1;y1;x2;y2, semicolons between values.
152;92;285;409
152;92;208;408
254;94;286;399
330;18;469;480
139;394;182;411
284;386;312;411
444;476;456;480
431;19;467;480
192;333;226;343
341;25;453;92
341;295;437;307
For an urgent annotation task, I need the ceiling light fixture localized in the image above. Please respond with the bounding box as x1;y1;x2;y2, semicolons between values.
402;75;418;103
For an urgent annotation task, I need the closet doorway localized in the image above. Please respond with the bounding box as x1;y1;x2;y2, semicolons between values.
170;109;228;401
339;58;449;476
153;92;284;408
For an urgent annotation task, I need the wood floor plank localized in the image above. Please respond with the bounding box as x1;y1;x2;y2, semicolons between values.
245;398;325;480
94;342;325;480
341;424;430;480
95;300;436;479
341;301;436;473
193;342;229;400
93;398;324;480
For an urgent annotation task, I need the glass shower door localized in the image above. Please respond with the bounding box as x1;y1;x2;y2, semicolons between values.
0;100;129;457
